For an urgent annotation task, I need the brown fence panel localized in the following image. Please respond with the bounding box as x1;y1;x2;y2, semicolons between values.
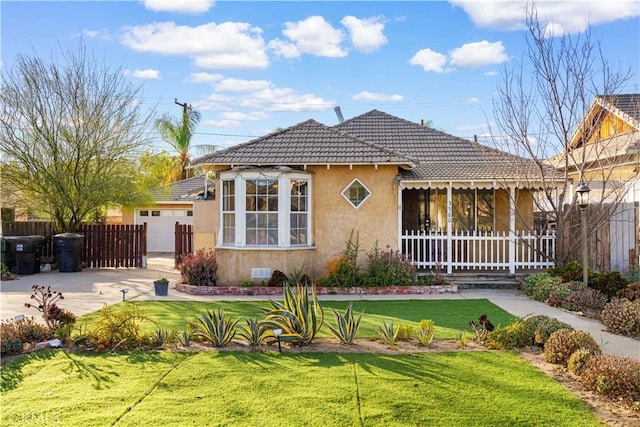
77;223;147;268
175;222;193;267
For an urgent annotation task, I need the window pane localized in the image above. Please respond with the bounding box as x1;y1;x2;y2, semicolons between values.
223;213;235;244
451;189;474;231
342;179;371;208
477;189;494;232
223;180;235;211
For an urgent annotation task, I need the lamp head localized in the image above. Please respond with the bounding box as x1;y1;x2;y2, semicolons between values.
576;181;590;209
273;328;283;337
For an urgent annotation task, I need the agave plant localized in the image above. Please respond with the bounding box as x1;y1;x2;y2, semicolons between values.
153;328;177;348
190;308;239;347
328;302;362;345
177;329;193;347
261;284;324;346
377;320;399;348
237;318;268;347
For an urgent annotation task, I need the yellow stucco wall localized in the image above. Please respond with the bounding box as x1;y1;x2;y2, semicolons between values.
195;165;400;285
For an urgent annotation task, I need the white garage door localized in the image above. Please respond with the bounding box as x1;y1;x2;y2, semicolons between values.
136;209;194;252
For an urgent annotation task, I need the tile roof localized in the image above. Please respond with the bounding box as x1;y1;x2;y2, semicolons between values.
192;109;557;183
334;110;548;182
191;119;416;167
150;176;215;203
596;94;640;127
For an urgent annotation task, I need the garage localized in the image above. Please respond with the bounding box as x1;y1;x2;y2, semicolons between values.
135;208;193;252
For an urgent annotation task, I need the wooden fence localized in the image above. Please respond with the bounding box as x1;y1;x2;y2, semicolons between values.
1;222;147;268
78;223;147;268
175;222;193;267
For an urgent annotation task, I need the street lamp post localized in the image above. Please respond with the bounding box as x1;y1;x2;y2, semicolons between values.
576;181;590;286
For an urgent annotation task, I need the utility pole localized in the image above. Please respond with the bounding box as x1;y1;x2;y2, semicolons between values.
175;98;190;125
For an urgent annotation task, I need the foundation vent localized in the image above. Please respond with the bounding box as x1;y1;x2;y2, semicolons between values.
251;268;271;279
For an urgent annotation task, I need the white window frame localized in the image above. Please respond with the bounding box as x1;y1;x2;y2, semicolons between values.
342;178;372;209
218;171;313;249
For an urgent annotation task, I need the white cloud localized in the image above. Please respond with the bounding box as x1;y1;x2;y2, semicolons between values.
124;68;161;79
450;40;508;68
120;22;269;70
202;119;241;128
409;48;448;73
456;122;492;132
463;97;479;104
484;71;498;76
188;72;224;84
341;16;387;53
214;78;272;92
268;39;301;59
352;91;403;102
194;78;333;113
143;0;214;14
449;0;640;34
219;111;269;121
83;29;111;40
282;16;347;58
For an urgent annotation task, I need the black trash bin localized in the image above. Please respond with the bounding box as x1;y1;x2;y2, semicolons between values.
54;233;84;273
4;235;44;275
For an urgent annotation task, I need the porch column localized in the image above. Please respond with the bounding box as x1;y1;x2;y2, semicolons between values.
397;181;402;255
446;184;453;274
509;187;516;274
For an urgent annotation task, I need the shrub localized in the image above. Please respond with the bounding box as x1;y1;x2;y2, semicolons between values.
589;271;629;300
262;284;324;346
24;284;73;330
544;329;600;366
327;302;362;345
76;305;154;351
567;348;597;375
190;308;238;347
564;288;608;313
178;249;217;286
268;270;288;287
415;319;435;347
534;317;574;345
485;315;555;350
616;283;640;302
396;324;416;341
365;242;416;287
580;354;640;404
0;316;51;355
546;281;586;309
522;273;563;302
601;297;640;337
548;260;584;282
1;263;17;281
624;267;640;284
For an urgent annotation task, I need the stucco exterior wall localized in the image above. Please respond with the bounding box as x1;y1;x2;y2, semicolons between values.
195;165;400;285
193;199;217;252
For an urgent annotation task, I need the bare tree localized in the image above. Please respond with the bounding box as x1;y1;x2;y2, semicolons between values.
0;42;154;232
491;6;636;267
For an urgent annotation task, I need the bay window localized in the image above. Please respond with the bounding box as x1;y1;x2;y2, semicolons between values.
219;171;312;248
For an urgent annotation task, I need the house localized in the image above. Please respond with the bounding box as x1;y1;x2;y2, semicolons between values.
191;110;558;285
549;94;640;271
122;176;214;252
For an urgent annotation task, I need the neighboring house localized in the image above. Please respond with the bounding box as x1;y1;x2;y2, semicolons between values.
549;93;640;271
191;110;558;285
123;176;214;252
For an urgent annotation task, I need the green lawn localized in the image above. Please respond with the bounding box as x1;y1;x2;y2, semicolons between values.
1;349;602;426
79;299;515;339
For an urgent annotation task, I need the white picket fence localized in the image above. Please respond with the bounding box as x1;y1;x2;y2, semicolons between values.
401;230;556;273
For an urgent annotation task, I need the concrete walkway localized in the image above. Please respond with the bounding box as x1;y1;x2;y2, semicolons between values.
1;255;638;359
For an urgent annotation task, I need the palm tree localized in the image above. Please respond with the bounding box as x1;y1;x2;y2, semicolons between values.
155;105;215;181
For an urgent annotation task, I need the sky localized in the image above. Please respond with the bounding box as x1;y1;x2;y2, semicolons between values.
2;0;639;153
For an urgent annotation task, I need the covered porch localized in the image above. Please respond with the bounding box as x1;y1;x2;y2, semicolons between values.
398;182;556;274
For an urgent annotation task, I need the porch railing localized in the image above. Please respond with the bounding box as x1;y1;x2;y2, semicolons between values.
401;230;556;273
